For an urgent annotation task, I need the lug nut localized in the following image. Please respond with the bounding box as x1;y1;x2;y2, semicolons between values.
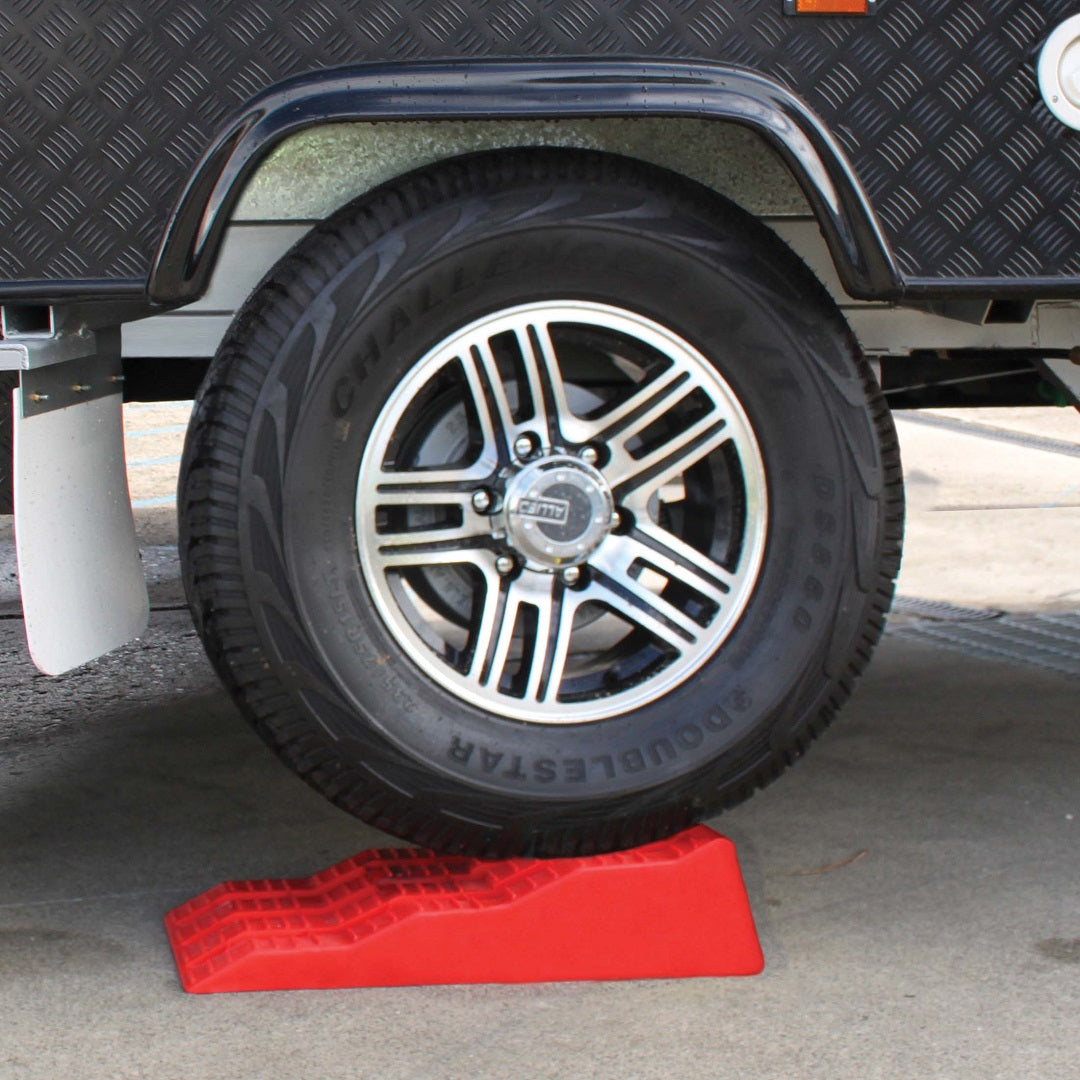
561;566;582;586
513;433;537;460
579;445;600;466
472;489;493;514
496;555;516;576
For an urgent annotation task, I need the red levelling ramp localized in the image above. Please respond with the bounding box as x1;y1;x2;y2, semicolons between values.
164;825;763;992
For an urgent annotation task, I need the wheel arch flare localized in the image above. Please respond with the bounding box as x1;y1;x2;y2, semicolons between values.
149;59;901;310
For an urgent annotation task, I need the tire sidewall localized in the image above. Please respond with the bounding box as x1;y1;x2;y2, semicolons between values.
257;207;871;806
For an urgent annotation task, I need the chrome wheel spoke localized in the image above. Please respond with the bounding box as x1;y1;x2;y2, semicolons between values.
608;410;732;496
372;470;494;561
606;529;735;605
513;319;564;447
588;540;704;649
577;574;689;654
374;462;492;490
590;369;692;471
590;365;688;441
376;542;492;570
471;574;527;688
467;572;575;703
532;588;578;703
620;421;736;514
462;313;571;458
465;339;520;462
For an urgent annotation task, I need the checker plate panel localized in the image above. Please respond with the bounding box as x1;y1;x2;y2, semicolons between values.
1;0;1078;288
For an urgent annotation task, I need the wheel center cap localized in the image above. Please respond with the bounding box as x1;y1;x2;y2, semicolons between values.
501;456;615;569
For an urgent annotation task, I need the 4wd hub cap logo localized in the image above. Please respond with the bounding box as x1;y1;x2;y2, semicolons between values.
503;457;615;569
517;495;571;528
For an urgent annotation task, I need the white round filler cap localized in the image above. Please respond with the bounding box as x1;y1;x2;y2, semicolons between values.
1040;14;1080;130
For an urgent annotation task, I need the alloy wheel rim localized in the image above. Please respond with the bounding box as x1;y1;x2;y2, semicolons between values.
356;300;768;724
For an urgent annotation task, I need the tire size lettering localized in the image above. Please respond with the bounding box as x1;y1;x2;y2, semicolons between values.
729;689;752;713
331;376;354;418
794;470;843;634
705;707;733;731
814;509;837;535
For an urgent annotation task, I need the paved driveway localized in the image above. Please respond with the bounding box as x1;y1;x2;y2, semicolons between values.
1;405;1077;1079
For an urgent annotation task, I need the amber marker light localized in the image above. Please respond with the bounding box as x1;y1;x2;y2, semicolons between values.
789;0;871;13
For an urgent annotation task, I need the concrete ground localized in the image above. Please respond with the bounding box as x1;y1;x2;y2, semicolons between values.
1;404;1077;1079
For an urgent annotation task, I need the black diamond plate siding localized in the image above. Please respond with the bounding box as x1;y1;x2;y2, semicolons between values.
1;0;1078;288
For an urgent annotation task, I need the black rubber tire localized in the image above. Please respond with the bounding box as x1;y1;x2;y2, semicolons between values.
179;149;903;857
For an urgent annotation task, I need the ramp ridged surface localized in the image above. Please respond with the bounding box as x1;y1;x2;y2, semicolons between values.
165;825;763;992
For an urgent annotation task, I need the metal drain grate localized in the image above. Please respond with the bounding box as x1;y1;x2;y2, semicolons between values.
892;610;1080;680
892;596;1003;622
895;413;1080;460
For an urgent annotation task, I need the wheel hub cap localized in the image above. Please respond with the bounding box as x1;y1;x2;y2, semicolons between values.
501;457;614;569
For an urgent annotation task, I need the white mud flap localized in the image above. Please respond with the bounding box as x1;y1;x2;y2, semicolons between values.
8;330;148;674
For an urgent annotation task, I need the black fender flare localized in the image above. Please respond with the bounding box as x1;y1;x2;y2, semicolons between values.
148;58;902;307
